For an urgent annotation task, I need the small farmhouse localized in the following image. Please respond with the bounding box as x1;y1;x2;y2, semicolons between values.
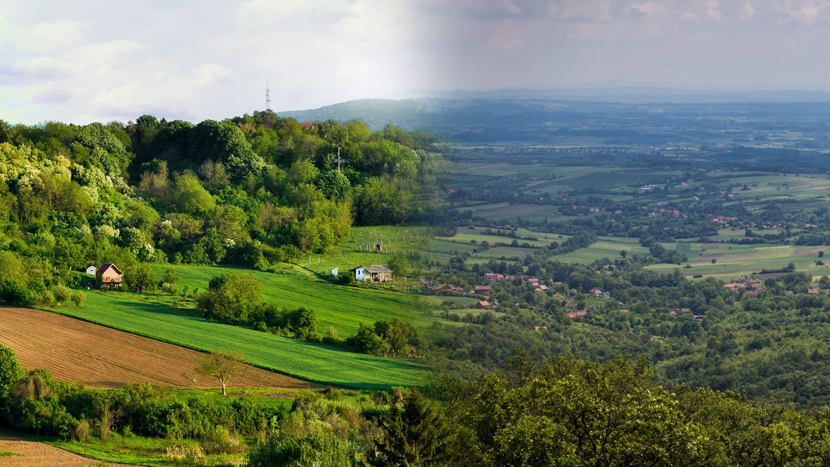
475;300;492;309
85;265;97;276
350;265;393;282
97;263;122;288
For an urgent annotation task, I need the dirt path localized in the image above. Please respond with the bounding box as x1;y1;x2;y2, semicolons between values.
0;435;136;467
0;306;320;390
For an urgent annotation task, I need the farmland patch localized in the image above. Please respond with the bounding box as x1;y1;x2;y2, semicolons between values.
0;433;136;467
0;306;316;390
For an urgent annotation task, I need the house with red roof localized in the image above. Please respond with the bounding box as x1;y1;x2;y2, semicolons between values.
97;263;122;289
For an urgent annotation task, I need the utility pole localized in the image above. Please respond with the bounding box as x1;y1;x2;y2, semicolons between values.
334;147;345;171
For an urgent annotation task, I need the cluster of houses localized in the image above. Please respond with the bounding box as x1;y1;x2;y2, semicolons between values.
725;277;823;297
723;279;767;297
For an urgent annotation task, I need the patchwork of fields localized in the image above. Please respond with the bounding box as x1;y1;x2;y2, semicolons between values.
48;292;429;389
0;306;314;390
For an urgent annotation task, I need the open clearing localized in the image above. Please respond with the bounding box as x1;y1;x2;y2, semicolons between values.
0;433;135;467
0;306;317;390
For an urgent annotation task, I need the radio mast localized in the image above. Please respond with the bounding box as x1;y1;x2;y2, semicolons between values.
265;81;272;112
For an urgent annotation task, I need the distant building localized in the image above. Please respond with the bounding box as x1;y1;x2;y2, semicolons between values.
474;286;493;295
475;301;492;309
350;265;393;282
85;266;97;276
300;122;315;131
97;263;122;288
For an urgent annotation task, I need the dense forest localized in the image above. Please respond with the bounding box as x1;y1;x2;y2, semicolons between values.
0;112;441;302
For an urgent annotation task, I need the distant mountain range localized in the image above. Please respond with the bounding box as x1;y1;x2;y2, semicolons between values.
277;87;830;133
426;87;830;104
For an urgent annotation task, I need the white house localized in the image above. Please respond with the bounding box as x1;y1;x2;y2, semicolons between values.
86;266;97;276
331;267;339;277
350;265;393;282
351;266;366;281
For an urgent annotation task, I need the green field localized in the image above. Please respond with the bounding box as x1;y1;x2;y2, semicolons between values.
149;264;436;335
648;244;830;280
49;290;429;388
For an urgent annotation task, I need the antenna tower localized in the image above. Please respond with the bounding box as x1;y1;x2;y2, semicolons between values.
265;81;272;112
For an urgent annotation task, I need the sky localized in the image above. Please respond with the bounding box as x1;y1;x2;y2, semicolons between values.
2;0;830;124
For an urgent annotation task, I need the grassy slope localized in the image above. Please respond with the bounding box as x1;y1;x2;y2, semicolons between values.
151;264;436;335
49;289;429;389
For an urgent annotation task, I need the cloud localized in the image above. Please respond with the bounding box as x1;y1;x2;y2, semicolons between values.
0;0;432;124
4;0;830;125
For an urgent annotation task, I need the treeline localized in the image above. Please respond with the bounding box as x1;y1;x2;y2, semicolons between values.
0;112;442;274
434;352;830;466
0;350;283;440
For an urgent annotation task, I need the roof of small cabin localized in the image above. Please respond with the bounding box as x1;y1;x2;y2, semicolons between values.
351;265;393;274
362;265;393;274
99;263;122;275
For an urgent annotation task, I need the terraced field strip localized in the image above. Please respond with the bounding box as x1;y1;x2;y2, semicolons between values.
0;433;136;467
0;306;318;390
49;293;429;388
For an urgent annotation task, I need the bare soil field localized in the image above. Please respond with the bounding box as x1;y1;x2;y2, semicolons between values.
0;306;318;389
0;434;135;467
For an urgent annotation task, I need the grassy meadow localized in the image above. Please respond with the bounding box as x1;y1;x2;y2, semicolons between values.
49;290;429;388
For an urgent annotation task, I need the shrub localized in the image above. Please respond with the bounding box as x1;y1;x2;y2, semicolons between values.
74;419;90;442
337;271;356;285
71;291;86;308
200;425;245;455
1;280;33;306
247;422;357;467
164;446;206;464
53;285;72;304
35;290;56;307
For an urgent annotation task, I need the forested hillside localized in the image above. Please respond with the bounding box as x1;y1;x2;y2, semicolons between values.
0;111;442;301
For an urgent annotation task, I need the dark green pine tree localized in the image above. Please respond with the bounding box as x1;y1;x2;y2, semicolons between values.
369;388;451;467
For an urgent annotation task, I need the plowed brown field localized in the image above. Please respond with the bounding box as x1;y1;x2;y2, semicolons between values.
0;306;318;389
0;434;136;467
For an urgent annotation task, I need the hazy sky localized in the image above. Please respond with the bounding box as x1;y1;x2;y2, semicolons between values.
2;0;830;124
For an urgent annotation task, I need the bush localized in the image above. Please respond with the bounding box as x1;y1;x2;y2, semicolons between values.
200;425;245;455
164;446;206;464
71;291;86;308
247;422;357;467
337;271;356;285
53;285;72;304
74;419;90;442
0;344;24;400
35;290;56;307
1;280;33;306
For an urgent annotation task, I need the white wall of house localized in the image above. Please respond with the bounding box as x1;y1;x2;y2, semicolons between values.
353;267;366;281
